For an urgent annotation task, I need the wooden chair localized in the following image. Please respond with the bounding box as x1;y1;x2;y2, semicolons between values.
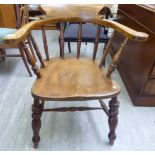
3;17;148;148
61;7;113;54
0;4;37;76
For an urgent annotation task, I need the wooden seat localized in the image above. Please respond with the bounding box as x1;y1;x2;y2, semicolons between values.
3;16;148;148
32;57;120;100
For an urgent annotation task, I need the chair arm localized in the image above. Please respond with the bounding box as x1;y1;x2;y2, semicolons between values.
3;20;41;44
3;17;149;44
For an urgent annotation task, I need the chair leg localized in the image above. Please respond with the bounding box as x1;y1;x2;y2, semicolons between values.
108;96;119;145
18;47;32;77
32;98;44;148
68;42;71;53
59;38;62;57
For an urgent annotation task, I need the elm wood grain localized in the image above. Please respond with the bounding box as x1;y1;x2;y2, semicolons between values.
3;17;148;45
3;17;148;147
32;57;121;101
39;4;112;19
110;4;155;106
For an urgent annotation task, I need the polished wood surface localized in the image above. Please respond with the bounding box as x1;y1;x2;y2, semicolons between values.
3;17;148;44
110;4;155;106
0;4;16;28
3;16;148;147
39;4;112;18
32;57;121;100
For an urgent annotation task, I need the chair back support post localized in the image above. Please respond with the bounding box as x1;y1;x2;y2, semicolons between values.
77;22;82;59
99;31;115;67
60;22;65;58
21;5;29;26
42;26;49;61
93;25;101;60
30;34;45;68
106;37;128;78
20;42;41;78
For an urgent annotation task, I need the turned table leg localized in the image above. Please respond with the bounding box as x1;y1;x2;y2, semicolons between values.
108;96;119;145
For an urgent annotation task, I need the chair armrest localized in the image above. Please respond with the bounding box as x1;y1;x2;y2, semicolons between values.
3;20;40;44
3;17;149;44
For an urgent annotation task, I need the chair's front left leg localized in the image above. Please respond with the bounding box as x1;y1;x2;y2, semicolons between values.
108;96;119;145
32;98;43;148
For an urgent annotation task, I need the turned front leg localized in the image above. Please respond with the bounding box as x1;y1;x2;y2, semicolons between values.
108;96;119;145
32;98;44;148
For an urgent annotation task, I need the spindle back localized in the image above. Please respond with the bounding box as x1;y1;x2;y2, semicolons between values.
3;17;149;78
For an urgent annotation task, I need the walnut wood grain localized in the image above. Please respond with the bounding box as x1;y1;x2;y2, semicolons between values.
32;57;121;101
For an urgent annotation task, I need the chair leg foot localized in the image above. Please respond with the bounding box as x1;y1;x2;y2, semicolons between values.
32;98;43;148
108;96;119;145
33;143;39;149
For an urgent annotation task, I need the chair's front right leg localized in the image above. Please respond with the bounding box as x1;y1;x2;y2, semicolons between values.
32;98;43;148
108;96;119;145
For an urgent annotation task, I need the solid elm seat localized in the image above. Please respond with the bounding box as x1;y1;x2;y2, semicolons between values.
0;28;17;44
32;57;120;100
64;23;110;42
